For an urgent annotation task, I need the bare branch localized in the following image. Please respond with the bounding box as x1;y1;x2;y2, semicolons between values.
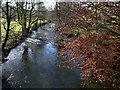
1;8;7;15
2;23;7;31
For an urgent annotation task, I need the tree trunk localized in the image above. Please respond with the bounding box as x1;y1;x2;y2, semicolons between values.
2;2;10;51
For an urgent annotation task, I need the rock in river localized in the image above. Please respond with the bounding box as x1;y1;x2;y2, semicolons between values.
25;38;45;45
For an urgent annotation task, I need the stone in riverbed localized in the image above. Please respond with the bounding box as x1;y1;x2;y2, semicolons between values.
30;31;38;39
25;38;45;45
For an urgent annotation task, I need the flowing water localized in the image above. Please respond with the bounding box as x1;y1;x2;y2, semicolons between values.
2;23;82;88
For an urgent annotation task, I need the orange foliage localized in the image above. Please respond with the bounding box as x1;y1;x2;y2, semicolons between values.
56;2;120;88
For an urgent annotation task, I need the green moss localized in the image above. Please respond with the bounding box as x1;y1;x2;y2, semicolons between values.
10;21;22;32
38;20;44;25
1;18;22;43
68;28;84;37
90;30;98;34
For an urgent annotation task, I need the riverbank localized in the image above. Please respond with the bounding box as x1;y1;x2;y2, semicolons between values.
55;3;120;88
1;19;50;63
56;20;120;88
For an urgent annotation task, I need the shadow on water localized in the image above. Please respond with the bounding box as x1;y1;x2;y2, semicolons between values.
2;23;82;88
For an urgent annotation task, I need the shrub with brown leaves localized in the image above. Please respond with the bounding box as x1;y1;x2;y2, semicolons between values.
56;2;120;88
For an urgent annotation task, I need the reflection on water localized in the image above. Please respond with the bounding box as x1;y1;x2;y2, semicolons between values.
2;23;82;88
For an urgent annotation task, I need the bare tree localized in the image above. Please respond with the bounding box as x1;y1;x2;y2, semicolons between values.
2;2;16;52
15;1;36;36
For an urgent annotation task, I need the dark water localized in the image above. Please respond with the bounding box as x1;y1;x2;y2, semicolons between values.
2;23;82;88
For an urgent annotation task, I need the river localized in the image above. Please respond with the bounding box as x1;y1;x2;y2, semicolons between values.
2;23;82;88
